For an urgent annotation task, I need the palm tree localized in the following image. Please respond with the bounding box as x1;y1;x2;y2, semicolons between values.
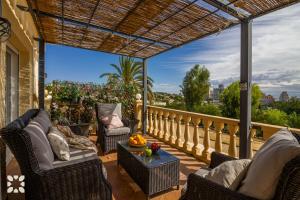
100;56;154;99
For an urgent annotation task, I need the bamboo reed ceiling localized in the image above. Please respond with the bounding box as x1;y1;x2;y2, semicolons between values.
26;0;299;58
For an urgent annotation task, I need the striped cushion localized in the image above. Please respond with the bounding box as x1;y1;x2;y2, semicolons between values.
53;148;108;179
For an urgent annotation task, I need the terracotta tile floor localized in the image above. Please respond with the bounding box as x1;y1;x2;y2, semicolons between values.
6;135;207;200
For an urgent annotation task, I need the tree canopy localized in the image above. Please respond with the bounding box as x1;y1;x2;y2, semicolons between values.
181;65;210;111
100;56;154;99
220;81;262;118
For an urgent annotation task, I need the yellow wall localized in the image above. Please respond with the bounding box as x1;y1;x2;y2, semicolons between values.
0;0;39;129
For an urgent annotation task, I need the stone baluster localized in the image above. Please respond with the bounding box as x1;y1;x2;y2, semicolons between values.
152;110;158;137
202;119;212;161
228;124;239;157
215;122;224;153
192;117;202;158
148;108;153;135
168;113;176;145
175;115;183;149
135;94;143;132
183;116;192;153
250;128;256;158
163;112;170;142
158;111;164;139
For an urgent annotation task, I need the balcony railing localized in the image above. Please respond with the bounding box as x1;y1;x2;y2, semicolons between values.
136;104;300;163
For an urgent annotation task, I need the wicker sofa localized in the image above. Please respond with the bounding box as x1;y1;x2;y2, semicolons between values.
181;144;300;200
0;109;112;200
95;103;131;154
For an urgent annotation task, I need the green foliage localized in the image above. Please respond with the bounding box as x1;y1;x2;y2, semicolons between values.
220;81;262;118
195;103;222;116
288;112;300;128
100;56;154;100
181;65;210;111
255;109;288;126
271;97;300;115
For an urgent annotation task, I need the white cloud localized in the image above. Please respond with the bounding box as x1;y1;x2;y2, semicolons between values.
163;3;300;98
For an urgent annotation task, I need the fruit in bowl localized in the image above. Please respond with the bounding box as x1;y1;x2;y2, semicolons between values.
150;142;161;154
129;134;147;147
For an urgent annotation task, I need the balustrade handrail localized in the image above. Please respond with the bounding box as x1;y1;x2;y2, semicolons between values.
148;105;300;134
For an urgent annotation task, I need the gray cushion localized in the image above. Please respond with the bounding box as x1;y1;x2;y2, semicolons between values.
105;127;130;136
97;103;122;119
206;159;251;191
24;121;54;170
181;167;211;196
32;110;52;134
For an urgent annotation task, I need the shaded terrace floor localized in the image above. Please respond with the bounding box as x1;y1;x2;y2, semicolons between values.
7;135;207;200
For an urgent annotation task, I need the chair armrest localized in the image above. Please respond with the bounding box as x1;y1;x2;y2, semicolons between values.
209;152;237;169
37;158;112;200
181;173;257;200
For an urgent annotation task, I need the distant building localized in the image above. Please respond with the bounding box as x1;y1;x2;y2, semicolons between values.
261;94;275;105
279;91;289;102
213;84;224;101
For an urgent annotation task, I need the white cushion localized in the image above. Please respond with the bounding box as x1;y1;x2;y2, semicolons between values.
238;129;300;199
206;159;251;190
48;127;70;161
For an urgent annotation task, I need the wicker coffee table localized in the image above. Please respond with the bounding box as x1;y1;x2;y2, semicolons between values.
117;141;180;199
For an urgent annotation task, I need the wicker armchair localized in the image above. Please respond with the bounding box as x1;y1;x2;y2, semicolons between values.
0;109;112;200
181;150;300;200
95;103;131;154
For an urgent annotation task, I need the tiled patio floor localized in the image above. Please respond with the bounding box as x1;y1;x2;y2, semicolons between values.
6;135;207;200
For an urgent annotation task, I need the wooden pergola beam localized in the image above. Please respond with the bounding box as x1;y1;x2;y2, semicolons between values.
203;0;244;20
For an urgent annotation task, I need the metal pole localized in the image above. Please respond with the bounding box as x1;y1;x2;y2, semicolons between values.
240;19;252;159
142;58;148;134
38;39;45;109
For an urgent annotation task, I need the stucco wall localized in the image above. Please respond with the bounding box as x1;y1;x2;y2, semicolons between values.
0;0;39;127
0;0;39;165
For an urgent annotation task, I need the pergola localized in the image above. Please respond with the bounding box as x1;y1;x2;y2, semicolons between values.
19;0;299;158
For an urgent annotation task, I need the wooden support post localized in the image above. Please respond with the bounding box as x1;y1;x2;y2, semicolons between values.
38;40;45;109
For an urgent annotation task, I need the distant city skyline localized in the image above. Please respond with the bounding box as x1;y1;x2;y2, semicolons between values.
46;4;300;99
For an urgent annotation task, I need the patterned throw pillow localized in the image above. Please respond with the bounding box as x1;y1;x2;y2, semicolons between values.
47;127;70;161
101;114;124;129
57;125;75;138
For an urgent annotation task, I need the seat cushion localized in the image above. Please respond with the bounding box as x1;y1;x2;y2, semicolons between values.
53;148;108;179
206;159;251;190
24;120;54;170
53;148;98;167
48;127;70;161
32;110;52;134
105;127;130;136
97;103;122;119
239;128;300;199
181;167;211;196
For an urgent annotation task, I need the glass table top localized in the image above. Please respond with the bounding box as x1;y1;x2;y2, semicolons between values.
118;141;179;168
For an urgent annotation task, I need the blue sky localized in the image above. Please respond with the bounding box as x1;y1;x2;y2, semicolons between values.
46;3;300;99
